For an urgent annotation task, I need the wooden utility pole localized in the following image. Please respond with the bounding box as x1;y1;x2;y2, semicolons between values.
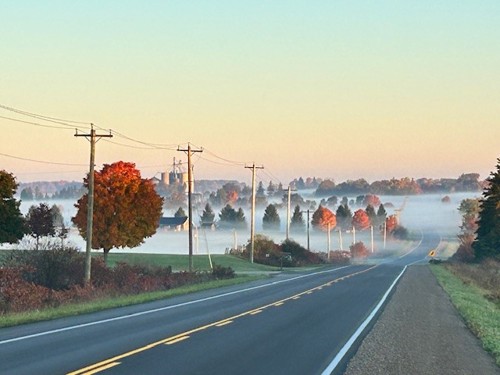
178;143;203;272
286;186;296;240
75;124;112;283
245;163;263;263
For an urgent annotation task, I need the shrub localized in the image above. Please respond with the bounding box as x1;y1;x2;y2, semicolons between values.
212;264;235;279
350;242;369;258
328;250;351;264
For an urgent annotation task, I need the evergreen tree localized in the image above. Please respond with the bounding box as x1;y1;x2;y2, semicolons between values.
263;204;281;230
200;203;215;227
376;204;387;227
0;170;26;244
365;204;376;225
174;207;187;217
336;204;353;230
474;158;500;259
218;204;246;229
290;205;305;232
257;181;266;196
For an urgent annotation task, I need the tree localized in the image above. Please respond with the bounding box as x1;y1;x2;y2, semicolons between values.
311;205;336;231
352;209;370;231
290;205;305;232
336;204;353;231
0;170;26;244
474;158;500;259
20;187;34;200
51;204;64;228
263;204;281;230
200;203;215;227
72;161;163;263
385;215;398;234
218;204;247;229
365;204;376;225
26;203;55;250
376;204;387;227
174;207;187;218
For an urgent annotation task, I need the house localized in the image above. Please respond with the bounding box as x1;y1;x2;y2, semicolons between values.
159;216;188;231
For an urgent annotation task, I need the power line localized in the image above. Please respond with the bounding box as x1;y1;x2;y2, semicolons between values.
0;103;91;126
0;151;88;166
0;115;82;131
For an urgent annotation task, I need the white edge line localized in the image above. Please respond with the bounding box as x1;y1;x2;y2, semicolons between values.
321;265;408;375
0;265;350;345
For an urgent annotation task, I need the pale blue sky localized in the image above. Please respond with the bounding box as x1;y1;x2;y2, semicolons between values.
1;1;499;184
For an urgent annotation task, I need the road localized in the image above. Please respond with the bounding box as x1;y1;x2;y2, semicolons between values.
0;231;439;375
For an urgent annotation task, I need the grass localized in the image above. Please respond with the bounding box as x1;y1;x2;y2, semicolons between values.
101;253;281;272
0;274;265;328
430;262;500;366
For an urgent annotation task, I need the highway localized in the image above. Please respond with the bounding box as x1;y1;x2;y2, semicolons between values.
0;231;440;375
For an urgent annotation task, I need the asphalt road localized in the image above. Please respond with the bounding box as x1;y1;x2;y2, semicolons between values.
0;232;439;375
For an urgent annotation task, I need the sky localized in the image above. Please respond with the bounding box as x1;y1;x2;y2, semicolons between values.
1;1;499;186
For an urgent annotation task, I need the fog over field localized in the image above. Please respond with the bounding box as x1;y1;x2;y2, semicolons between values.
3;191;480;258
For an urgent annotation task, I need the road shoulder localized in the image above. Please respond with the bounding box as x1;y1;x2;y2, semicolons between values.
344;264;499;375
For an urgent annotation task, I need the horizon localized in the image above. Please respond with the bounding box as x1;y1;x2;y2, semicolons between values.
2;2;499;186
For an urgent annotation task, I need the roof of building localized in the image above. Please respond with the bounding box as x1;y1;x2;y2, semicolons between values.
159;216;188;227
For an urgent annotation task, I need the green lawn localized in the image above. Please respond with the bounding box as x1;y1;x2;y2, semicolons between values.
101;253;280;272
430;264;500;366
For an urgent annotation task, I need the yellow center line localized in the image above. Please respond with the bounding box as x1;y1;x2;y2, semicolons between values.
165;336;190;345
67;264;378;375
76;362;121;375
216;320;233;327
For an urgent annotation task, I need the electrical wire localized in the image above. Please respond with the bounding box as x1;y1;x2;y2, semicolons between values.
0;103;91;126
0;115;85;131
0;152;88;166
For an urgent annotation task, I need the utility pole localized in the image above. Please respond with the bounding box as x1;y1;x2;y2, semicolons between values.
245;163;264;263
75;124;112;284
301;209;311;251
178;143;203;272
286;186;296;240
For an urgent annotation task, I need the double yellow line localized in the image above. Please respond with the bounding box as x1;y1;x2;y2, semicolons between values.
68;265;377;375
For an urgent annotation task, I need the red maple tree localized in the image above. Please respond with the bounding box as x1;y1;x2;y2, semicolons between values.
352;209;370;230
72;161;163;263
311;205;336;231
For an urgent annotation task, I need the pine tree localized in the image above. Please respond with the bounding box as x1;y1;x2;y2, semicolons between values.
200;203;215;227
474;158;500;259
263;204;281;230
290;205;305;232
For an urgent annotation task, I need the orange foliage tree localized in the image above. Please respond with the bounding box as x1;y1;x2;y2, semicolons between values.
311;205;336;231
385;214;398;234
352;209;370;230
72;161;163;263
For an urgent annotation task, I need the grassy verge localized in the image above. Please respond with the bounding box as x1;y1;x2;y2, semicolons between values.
430;264;500;366
101;253;280;272
0;274;265;328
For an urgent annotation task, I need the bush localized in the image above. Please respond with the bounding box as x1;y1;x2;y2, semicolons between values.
328;250;351;264
392;225;409;240
2;248;86;290
212;264;235;279
350;242;369;258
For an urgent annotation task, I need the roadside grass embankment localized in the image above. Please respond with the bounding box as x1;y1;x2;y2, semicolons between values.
430;260;500;366
0;254;276;328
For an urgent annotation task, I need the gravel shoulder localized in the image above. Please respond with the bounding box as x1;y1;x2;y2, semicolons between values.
344;264;499;375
